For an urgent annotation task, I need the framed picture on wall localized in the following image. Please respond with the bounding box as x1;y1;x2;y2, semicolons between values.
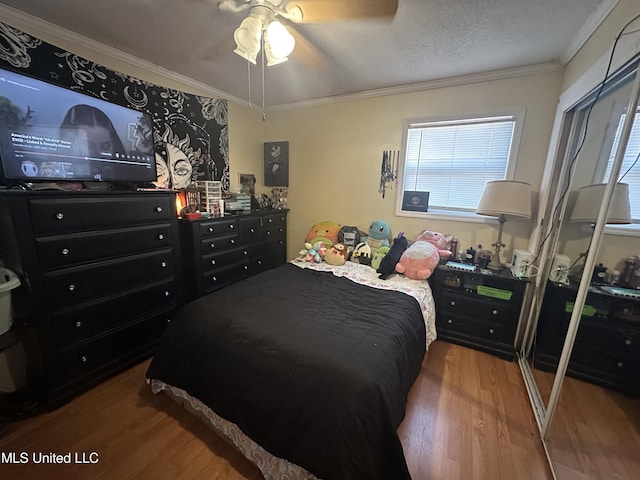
264;141;289;187
239;173;256;194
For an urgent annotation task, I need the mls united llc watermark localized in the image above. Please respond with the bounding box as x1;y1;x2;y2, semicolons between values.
1;451;99;464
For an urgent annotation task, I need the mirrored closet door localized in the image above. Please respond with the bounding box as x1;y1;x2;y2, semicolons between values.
519;53;640;480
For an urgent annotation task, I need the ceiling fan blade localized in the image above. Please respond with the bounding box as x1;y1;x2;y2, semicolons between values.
289;27;327;72
286;0;398;23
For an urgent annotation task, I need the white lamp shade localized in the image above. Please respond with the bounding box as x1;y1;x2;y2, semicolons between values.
265;20;295;59
476;180;532;218
233;16;262;64
569;183;631;224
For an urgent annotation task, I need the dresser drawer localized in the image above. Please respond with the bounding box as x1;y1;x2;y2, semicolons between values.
262;212;286;228
36;224;173;269
576;321;640;357
240;217;261;243
570;343;640;384
262;225;286;242
199;218;238;238
200;247;250;271
51;280;177;347
43;249;176;310
201;261;251;293
440;292;514;321
58;313;170;381
438;315;507;343
199;233;239;253
29;196;173;234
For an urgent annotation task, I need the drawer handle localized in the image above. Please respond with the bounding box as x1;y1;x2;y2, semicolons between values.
492;309;498;315
244;265;249;270
155;206;163;213
449;300;456;306
230;239;235;244
211;259;216;265
625;339;632;346
161;261;167;268
74;321;83;328
208;227;215;233
229;224;234;229
257;260;262;265
55;212;64;220
210;243;216;249
67;284;76;292
279;240;284;245
212;276;217;282
61;248;70;256
158;234;164;240
268;218;273;223
164;291;170;297
80;355;88;363
489;328;495;334
447;319;453;324
279;228;283;233
616;361;624;368
250;228;255;233
243;250;248;256
166;318;171;324
266;231;272;236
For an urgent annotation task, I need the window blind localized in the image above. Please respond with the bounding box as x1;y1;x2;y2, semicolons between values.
403;116;515;212
603;110;640;222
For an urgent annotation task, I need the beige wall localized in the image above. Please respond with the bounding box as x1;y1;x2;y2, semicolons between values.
262;72;563;260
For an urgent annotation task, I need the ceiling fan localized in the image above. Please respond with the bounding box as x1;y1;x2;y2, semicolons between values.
218;0;398;65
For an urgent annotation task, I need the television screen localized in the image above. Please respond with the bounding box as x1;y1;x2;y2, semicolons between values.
0;67;156;185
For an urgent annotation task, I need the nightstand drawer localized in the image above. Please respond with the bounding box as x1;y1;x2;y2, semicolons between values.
576;321;640;356
440;292;514;321
439;315;507;343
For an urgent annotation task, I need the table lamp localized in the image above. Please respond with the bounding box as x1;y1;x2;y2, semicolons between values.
476;180;532;270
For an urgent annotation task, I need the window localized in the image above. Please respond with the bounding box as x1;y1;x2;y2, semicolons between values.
398;112;522;217
603;108;640;224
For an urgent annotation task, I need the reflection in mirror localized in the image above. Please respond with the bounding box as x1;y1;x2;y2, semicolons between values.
524;58;640;479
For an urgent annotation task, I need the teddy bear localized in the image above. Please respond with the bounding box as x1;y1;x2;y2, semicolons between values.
395;230;451;280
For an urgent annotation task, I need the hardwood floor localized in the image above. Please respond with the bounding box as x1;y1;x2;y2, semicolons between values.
532;368;640;480
0;341;552;480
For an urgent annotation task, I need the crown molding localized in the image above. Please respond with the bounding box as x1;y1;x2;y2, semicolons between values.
270;61;563;111
0;3;246;104
560;0;620;65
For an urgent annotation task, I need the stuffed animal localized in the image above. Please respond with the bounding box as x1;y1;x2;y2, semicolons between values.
395;230;451;280
350;242;372;266
325;243;349;266
365;219;390;256
371;246;390;270
337;225;362;252
298;241;327;263
304;221;341;249
377;232;409;279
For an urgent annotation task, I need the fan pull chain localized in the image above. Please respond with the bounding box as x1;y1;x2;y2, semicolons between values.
261;31;266;121
247;57;252;109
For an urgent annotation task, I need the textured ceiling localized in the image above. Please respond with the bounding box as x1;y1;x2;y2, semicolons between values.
0;0;608;107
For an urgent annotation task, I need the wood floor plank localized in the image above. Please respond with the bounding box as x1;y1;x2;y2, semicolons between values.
1;341;552;479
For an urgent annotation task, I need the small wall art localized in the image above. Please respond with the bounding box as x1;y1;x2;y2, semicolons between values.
239;173;256;194
264;141;289;187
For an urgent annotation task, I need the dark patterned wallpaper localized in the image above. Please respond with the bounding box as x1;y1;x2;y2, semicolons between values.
0;21;230;191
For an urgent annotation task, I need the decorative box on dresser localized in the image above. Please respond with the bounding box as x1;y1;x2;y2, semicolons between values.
179;209;288;300
0;190;182;408
534;280;640;396
430;264;529;360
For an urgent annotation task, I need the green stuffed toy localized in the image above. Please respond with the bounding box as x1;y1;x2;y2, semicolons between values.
371;246;390;270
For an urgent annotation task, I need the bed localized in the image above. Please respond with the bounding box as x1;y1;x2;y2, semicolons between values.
146;260;437;480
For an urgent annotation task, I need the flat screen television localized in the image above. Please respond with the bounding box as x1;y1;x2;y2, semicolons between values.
0;67;156;186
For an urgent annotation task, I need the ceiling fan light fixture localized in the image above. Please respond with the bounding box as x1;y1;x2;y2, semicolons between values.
233;16;262;64
265;20;295;60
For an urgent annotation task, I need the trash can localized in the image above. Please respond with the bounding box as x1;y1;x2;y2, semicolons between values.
0;268;21;336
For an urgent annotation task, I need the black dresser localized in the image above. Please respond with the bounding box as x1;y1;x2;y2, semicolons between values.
430;264;529;359
534;281;640;396
0;191;182;408
179;209;288;300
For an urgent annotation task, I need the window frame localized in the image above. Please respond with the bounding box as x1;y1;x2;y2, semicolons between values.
395;108;526;221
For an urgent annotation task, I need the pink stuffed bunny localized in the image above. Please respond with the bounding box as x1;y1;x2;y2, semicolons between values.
395;230;451;280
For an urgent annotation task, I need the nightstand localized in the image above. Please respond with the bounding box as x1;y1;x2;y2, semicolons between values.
430;264;529;359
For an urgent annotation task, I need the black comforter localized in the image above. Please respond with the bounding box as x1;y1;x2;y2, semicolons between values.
146;263;426;480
